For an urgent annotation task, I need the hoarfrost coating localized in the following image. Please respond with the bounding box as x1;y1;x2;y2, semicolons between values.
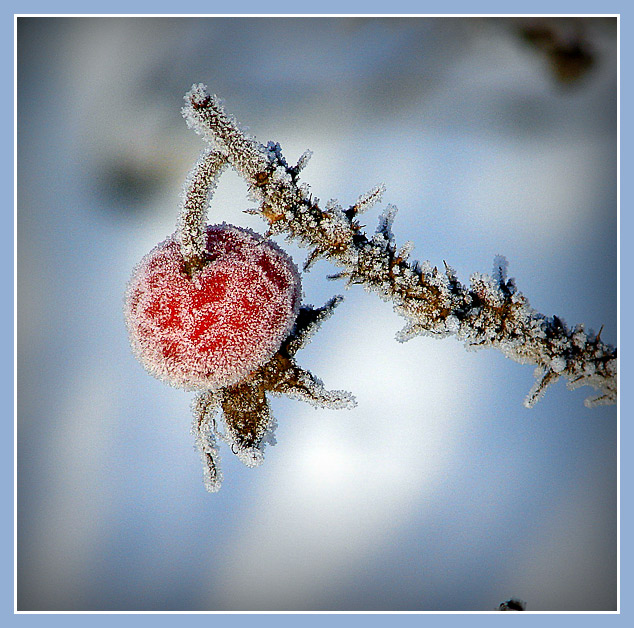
125;80;616;494
182;83;616;409
124;223;302;391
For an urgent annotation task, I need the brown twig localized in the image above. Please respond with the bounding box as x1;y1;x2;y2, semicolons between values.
181;84;616;409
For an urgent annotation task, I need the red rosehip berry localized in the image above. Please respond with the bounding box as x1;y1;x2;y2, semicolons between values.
125;223;301;390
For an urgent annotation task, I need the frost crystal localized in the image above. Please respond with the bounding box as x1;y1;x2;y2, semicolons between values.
125;224;301;390
352;184;386;215
295;149;313;173
493;254;509;287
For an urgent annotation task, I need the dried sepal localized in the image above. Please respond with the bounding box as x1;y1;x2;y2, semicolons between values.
256;298;356;410
260;350;356;409
257;297;356;410
192;391;223;493
189;298;354;492
283;296;344;355
220;379;273;467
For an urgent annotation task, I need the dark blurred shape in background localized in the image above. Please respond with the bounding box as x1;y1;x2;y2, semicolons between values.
498;597;527;611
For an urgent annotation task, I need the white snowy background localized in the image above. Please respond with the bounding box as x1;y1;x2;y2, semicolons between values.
17;17;617;611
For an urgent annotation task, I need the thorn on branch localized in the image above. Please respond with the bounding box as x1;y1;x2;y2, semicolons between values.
525;367;560;408
347;184;386;219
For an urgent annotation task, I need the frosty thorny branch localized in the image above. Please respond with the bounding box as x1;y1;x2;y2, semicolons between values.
124;84;617;492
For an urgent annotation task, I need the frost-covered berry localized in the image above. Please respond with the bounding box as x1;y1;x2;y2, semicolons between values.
125;223;301;390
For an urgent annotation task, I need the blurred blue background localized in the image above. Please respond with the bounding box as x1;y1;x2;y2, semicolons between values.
17;16;617;611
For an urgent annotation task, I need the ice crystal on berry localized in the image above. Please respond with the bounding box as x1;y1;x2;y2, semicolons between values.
125;223;301;391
